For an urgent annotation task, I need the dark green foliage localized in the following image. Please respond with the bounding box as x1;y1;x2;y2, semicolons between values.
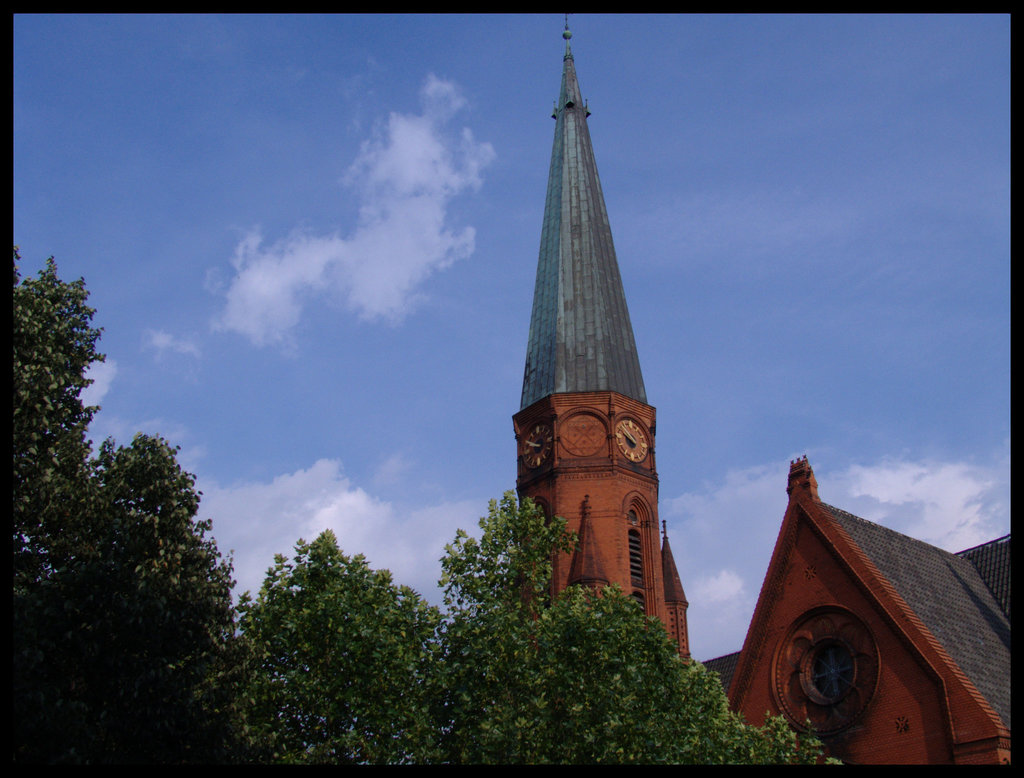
13;251;103;590
13;251;244;763
237;531;440;763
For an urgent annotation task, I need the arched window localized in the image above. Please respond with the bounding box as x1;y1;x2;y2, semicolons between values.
628;529;643;587
531;497;551;522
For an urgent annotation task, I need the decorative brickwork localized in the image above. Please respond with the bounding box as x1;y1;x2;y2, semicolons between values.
514;391;683;649
724;458;1010;764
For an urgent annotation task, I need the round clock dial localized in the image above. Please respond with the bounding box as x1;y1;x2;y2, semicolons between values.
615;419;649;462
522;423;554;468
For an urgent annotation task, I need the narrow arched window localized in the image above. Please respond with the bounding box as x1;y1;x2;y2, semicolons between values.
628;529;643;587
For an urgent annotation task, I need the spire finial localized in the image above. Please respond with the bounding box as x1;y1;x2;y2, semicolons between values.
563;13;573;57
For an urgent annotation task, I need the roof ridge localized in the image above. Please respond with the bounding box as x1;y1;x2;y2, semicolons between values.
822;501;1010;564
955;533;1010;556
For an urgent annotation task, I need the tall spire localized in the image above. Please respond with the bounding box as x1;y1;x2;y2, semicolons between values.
520;22;647;410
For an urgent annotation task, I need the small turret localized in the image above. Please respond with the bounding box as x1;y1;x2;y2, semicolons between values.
567;495;611;589
786;455;820;501
661;521;691;658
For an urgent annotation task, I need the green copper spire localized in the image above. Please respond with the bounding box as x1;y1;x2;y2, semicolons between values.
520;26;647;409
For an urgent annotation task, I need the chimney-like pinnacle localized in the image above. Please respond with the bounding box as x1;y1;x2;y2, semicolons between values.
786;455;820;500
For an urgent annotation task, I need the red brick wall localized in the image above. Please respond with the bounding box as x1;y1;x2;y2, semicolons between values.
514;391;673;636
735;517;954;763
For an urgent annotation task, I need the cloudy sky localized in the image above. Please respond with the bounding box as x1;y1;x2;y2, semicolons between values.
14;14;1009;661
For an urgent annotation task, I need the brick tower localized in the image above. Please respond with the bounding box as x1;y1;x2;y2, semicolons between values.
514;22;689;657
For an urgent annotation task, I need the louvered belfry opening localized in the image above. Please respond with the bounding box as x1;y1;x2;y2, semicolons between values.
629;529;644;587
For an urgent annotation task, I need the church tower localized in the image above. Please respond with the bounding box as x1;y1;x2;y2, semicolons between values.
514;23;689;657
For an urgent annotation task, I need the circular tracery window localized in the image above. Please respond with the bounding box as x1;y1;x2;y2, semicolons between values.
802;638;851;704
809;642;854;702
773;608;878;735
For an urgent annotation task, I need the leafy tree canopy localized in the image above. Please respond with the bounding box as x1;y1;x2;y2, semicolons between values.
13;250;103;588
13;251;244;763
237;531;441;764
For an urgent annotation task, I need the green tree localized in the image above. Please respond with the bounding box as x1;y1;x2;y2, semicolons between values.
433;492;826;764
13;252;246;763
432;491;575;762
13;250;103;589
237;530;441;764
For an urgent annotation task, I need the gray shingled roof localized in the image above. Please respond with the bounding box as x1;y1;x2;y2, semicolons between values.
520;32;646;410
957;534;1010;622
702;650;740;694
823;504;1011;731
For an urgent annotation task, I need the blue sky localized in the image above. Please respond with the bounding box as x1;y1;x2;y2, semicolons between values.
14;13;1009;660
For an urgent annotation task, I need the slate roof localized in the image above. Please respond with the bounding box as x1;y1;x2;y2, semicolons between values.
957;533;1010;621
702;650;740;693
823;504;1011;731
520;28;647;410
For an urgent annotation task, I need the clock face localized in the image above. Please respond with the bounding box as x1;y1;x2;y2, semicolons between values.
522;423;554;468
615;419;649;462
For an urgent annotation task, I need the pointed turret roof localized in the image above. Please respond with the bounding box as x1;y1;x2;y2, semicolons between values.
567;495;611;589
521;23;647;410
661;524;688;605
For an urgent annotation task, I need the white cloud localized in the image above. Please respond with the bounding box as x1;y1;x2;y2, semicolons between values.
215;74;495;347
198;458;481;603
832;457;1009;552
81;358;117;408
372;451;413;487
693;568;745;604
144;329;202;359
665;461;790;660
